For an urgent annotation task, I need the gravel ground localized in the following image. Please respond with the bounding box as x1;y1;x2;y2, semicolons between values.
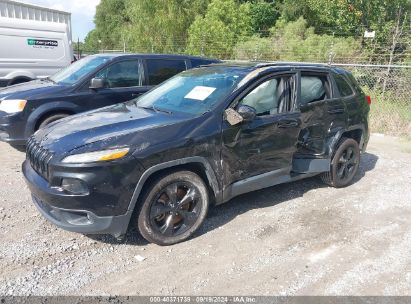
0;134;410;296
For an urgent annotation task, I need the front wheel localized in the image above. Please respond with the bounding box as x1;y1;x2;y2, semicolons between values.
38;113;70;130
321;137;360;188
137;170;209;246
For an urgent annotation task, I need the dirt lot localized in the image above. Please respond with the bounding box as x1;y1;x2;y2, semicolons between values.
0;135;410;296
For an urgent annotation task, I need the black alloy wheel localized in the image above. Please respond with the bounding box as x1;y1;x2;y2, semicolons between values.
322;137;360;188
137;171;209;245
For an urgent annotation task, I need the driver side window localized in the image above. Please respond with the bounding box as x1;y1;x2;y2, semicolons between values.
95;60;140;88
240;75;295;116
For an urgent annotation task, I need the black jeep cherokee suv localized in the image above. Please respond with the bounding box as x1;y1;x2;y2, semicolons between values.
23;62;370;245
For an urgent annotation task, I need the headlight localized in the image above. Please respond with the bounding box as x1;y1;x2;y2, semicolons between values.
62;147;130;163
0;99;27;114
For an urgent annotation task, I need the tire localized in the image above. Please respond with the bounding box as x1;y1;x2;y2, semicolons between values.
137;170;209;246
10;144;26;153
38;113;70;130
321;137;360;188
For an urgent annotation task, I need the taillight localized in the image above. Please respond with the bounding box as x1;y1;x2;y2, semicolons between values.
366;95;371;105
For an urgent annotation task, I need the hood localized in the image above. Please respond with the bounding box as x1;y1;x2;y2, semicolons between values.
34;102;193;155
0;79;68;100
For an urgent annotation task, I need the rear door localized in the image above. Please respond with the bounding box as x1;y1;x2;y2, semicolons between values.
143;58;187;87
296;70;346;158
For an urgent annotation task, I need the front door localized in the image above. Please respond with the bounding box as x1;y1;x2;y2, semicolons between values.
73;59;147;111
222;73;301;187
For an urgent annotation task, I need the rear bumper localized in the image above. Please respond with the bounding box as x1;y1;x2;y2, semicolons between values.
23;160;133;238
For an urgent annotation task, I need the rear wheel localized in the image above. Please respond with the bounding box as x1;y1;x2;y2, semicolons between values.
137;170;209;246
321;137;360;188
38;113;70;130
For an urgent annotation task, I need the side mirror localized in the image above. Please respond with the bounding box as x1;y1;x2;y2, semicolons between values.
225;105;257;126
237;105;257;122
89;78;106;89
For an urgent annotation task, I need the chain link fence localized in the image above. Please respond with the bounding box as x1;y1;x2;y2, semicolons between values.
75;47;411;137
333;64;411;137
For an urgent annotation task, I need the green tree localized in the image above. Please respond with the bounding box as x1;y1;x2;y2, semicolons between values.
125;0;209;53
235;17;363;62
93;0;130;50
187;0;252;58
83;30;101;51
248;1;279;35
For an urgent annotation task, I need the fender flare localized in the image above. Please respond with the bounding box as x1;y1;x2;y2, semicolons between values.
126;157;221;214
25;101;80;138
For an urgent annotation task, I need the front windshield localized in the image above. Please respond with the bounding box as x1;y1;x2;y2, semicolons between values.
49;56;112;85
136;67;248;115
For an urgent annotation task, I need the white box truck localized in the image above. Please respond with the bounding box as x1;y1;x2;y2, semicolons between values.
0;0;73;86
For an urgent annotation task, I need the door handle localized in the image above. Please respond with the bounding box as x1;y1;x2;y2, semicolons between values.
278;119;299;128
328;108;345;114
131;93;141;97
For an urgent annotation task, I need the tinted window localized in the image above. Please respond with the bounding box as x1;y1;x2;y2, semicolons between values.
241;76;295;115
96;60;140;88
334;74;354;97
300;74;331;105
50;56;111;85
146;59;186;85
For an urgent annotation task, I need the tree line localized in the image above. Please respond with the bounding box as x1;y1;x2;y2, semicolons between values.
79;0;411;64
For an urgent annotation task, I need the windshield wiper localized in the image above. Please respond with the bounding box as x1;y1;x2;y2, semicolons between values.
138;105;156;111
43;77;55;83
152;104;173;114
138;104;172;115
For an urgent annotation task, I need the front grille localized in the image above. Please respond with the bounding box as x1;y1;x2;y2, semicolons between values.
26;136;54;180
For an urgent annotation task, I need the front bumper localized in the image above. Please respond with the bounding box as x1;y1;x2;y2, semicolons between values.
32;195;131;237
23;160;135;238
0;111;27;145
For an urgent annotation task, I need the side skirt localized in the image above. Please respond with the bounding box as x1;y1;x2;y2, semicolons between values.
220;167;319;204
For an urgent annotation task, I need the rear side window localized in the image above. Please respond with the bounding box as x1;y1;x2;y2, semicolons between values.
300;74;331;105
334;74;354;97
146;59;186;85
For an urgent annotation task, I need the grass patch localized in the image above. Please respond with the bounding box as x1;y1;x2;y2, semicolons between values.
363;87;411;137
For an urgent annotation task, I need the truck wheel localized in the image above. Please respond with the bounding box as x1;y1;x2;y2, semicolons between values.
137;170;209;246
321;137;360;188
38;113;70;130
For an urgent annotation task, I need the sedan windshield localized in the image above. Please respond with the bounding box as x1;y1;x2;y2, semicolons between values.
136;67;248;115
49;56;112;85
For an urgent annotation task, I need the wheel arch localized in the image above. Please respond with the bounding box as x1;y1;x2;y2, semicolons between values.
8;76;32;85
25;101;81;137
327;125;366;157
34;109;75;130
127;157;221;214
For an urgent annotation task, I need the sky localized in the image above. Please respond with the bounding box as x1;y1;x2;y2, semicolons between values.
19;0;101;41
